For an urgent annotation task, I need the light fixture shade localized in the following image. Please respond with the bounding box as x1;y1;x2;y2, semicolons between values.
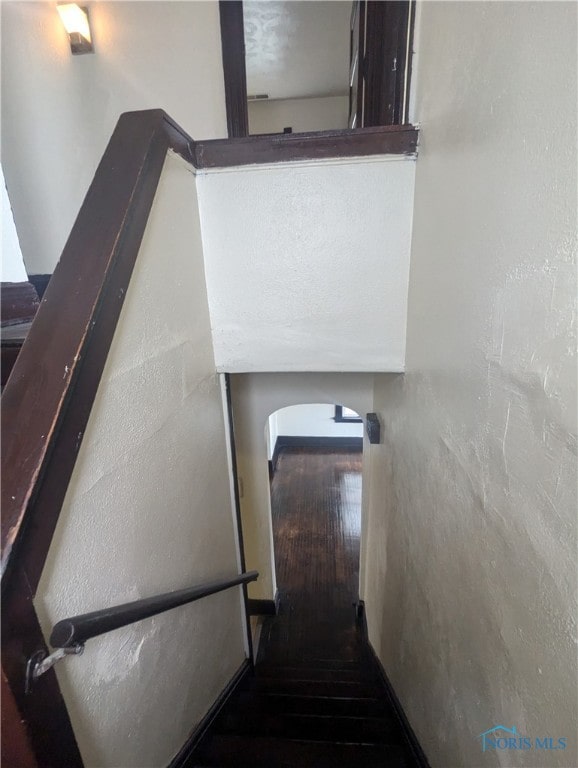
57;4;93;54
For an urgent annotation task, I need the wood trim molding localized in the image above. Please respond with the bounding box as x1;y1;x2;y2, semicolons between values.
219;1;249;138
168;659;251;768
194;124;418;168
357;602;431;768
247;591;280;617
271;435;364;474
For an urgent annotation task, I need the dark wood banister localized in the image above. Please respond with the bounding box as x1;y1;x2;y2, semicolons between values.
1;109;204;768
1;110;195;581
1;108;417;768
50;571;258;648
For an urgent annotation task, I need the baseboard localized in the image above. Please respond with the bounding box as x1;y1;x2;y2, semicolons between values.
168;658;251;768
272;436;363;473
247;590;280;616
357;601;431;768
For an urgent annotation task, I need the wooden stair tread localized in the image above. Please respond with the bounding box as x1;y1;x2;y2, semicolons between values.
249;677;377;698
219;711;403;743
194;734;409;767
254;665;363;682
233;691;387;718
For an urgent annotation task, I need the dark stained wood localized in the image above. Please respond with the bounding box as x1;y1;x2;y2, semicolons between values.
2;566;84;768
186;449;422;768
168;660;251;768
2;341;24;387
1;282;39;326
0;109;190;579
219;1;249;138
247;597;278;616
1;668;38;768
0;108;196;768
194;124;418;167
362;1;414;127
274;436;363;458
195;734;408;767
261;448;364;666
360;602;432;768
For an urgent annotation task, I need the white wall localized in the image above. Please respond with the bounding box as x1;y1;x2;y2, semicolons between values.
1;1;227;275
267;403;363;460
231;373;373;600
363;3;577;767
274;403;363;440
197;156;415;373
248;96;349;135
36;153;246;768
1;164;27;282
244;1;350;100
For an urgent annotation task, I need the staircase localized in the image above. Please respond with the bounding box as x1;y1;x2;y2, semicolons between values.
187;614;416;767
183;448;420;767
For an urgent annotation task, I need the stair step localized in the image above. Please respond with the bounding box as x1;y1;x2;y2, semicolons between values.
259;657;363;672
234;691;387;718
254;665;364;682
194;735;409;767
219;711;402;743
250;677;377;698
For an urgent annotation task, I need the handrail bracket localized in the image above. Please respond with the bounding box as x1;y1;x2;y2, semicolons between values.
25;644;84;694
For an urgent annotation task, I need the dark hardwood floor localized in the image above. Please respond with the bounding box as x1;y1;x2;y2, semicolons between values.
259;447;363;665
187;447;419;767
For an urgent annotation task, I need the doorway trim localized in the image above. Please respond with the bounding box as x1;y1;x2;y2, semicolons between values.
218;0;416;140
219;1;249;138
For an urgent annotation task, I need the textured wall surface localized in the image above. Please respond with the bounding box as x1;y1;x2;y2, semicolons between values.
248;96;349;135
363;3;577;767
1;1;226;274
231;373;374;600
197;157;415;373
35;154;246;767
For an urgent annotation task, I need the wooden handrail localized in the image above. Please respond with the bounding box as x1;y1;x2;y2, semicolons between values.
50;571;258;649
1;109;197;768
1;110;195;581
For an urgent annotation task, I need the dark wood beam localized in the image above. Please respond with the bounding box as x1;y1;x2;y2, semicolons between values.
194;124;418;168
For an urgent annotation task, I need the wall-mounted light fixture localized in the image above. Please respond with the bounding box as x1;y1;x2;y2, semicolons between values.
366;413;381;445
57;4;93;55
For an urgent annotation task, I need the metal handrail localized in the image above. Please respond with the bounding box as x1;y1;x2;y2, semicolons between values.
25;570;259;692
50;570;259;648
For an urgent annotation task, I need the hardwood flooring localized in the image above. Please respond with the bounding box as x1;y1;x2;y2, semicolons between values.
258;447;364;666
188;446;419;767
